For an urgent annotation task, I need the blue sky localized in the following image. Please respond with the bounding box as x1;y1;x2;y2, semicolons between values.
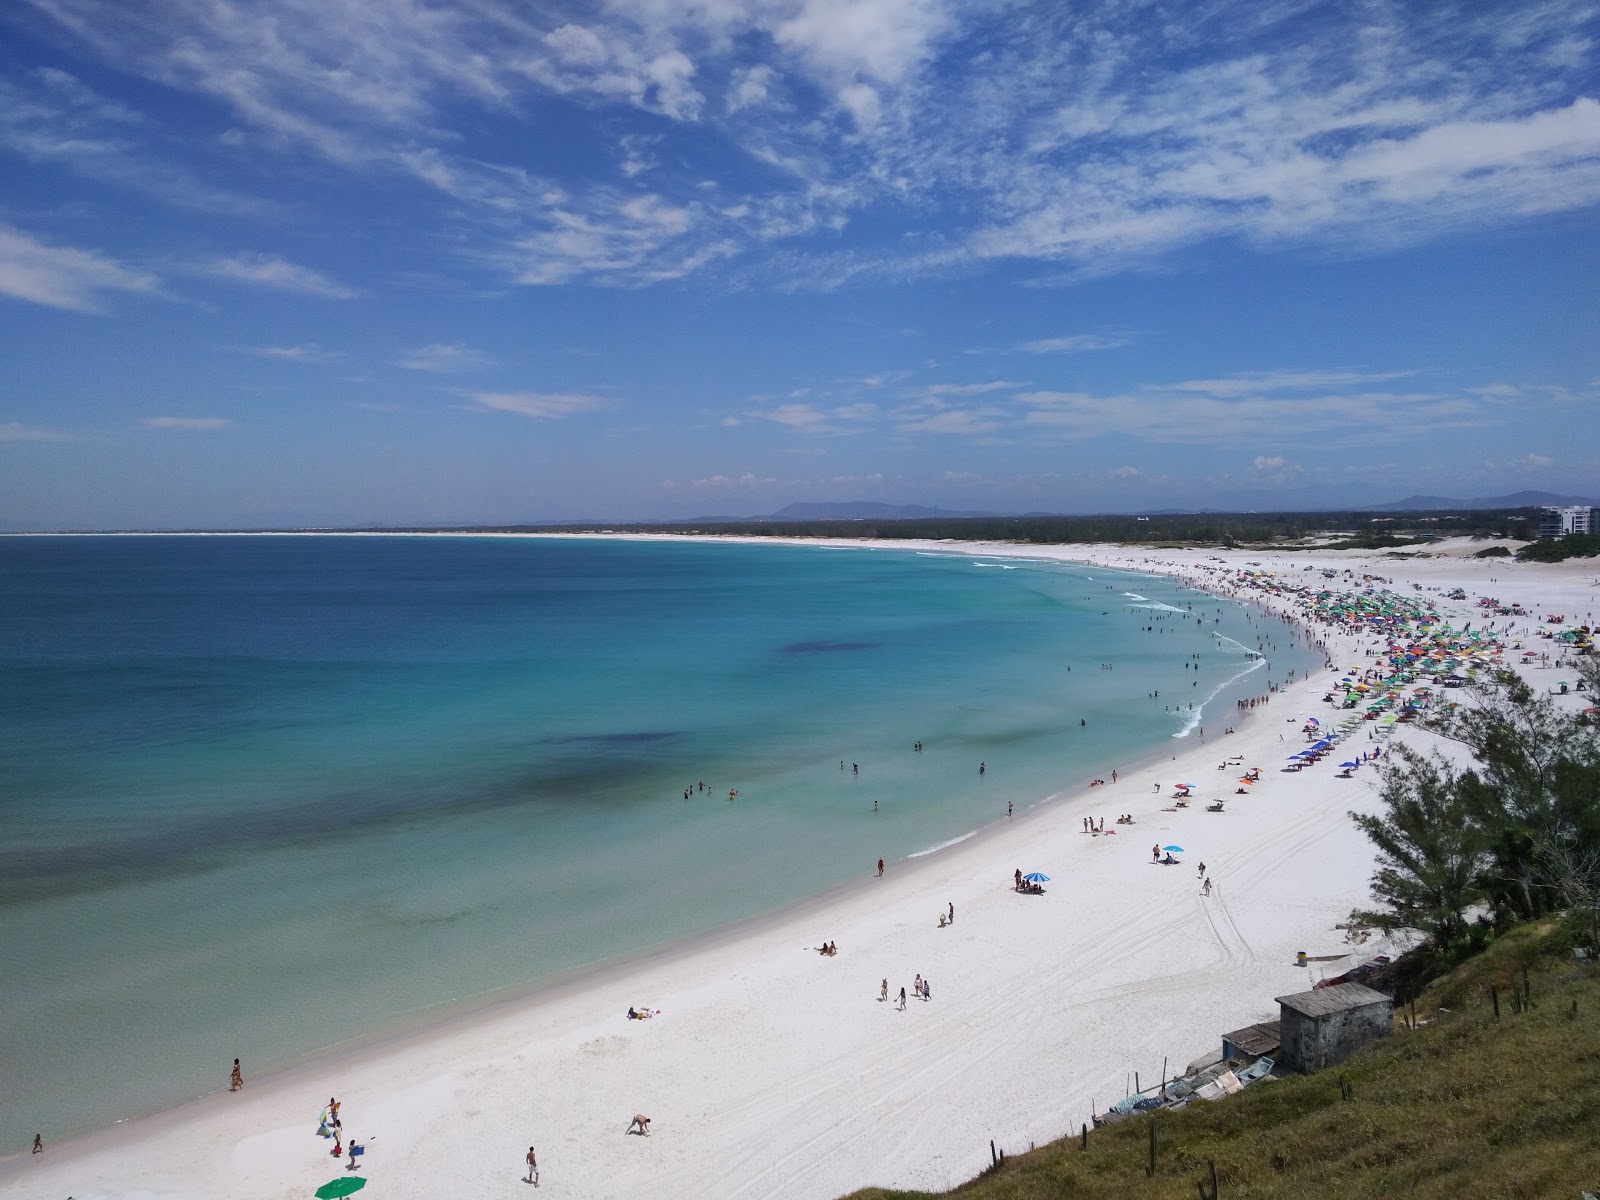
2;0;1598;528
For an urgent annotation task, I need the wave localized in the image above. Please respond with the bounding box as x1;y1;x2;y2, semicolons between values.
1173;656;1267;738
1131;601;1189;614
908;830;978;857
1211;633;1262;657
974;561;1019;569
1122;592;1149;601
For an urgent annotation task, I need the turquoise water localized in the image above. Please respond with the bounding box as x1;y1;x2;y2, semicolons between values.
0;535;1316;1150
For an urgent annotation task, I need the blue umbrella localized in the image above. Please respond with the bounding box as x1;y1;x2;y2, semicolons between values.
1022;872;1050;883
1340;761;1359;768
1163;845;1184;852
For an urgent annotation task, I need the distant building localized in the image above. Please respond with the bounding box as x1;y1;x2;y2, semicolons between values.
1274;982;1393;1074
1539;506;1594;538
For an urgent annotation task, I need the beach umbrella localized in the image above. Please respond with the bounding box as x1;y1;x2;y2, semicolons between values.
314;1181;366;1200
1022;872;1051;883
1163;845;1184;853
1340;761;1359;768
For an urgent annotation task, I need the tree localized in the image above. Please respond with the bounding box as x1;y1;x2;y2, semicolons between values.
1431;665;1600;925
1350;744;1487;950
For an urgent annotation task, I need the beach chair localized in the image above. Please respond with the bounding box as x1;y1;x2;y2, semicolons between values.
1206;800;1225;812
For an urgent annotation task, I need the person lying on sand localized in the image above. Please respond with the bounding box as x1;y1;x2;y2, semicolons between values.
1162;853;1179;865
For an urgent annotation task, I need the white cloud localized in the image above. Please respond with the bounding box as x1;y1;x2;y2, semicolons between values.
0;222;157;313
204;254;362;299
747;401;876;435
727;65;776;114
896;407;1002;435
1111;465;1140;478
1016;332;1133;355
249;343;341;362
396;342;490;372
20;0;1600;292
143;416;231;429
1515;452;1554;468
0;421;74;442
691;472;777;488
472;391;605;418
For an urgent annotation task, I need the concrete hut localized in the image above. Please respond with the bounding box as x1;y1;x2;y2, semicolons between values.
1274;982;1393;1074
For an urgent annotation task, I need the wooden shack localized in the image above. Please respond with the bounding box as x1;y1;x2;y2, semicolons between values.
1221;1020;1281;1064
1275;982;1393;1074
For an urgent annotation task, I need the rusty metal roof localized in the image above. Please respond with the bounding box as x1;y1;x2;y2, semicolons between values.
1222;1020;1281;1057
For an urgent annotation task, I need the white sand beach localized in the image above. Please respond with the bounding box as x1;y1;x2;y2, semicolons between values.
5;537;1597;1200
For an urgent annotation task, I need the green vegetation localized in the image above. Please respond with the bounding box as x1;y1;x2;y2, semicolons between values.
1472;545;1513;559
1519;533;1600;562
1348;663;1600;980
516;508;1540;547
843;919;1600;1200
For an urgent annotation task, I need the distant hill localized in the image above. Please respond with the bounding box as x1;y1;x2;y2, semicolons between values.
762;501;1003;521
1365;490;1600;511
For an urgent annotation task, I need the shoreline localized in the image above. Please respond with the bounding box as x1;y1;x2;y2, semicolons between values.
3;537;1310;1150
6;535;1593;1199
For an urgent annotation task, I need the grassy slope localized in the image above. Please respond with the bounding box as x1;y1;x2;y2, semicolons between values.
845;919;1600;1200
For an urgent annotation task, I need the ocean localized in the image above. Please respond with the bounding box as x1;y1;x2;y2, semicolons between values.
0;534;1317;1149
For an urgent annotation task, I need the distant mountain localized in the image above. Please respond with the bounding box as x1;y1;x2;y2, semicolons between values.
1365;490;1600;511
761;501;1003;521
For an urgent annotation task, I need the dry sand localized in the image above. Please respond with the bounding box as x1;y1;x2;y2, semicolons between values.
4;536;1596;1200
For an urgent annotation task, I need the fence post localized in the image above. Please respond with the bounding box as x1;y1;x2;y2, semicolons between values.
1491;985;1499;1019
1081;1123;1088;1151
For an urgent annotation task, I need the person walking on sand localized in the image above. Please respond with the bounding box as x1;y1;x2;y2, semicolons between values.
877;857;884;877
1201;877;1212;896
898;986;907;1011
880;978;888;1002
31;1135;41;1155
526;1145;539;1185
914;973;923;998
1198;862;1206;878
230;1058;243;1091
948;900;954;923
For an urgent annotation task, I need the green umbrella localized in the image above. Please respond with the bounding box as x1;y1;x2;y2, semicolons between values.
315;1180;366;1199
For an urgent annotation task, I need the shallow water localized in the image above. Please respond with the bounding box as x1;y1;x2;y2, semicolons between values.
0;535;1317;1149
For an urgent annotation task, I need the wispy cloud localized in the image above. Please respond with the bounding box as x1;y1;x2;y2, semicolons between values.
396;342;490;372
17;0;1600;291
0;222;158;313
143;416;232;429
471;391;605;418
0;421;74;442
202;254;362;299
247;343;342;363
1015;332;1133;355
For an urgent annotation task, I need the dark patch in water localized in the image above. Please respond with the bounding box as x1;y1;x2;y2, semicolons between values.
542;731;680;746
780;640;880;654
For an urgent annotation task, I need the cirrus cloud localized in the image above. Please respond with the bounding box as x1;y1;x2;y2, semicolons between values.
471;391;605;418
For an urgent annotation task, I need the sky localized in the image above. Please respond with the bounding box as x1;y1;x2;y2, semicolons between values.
1;0;1598;529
